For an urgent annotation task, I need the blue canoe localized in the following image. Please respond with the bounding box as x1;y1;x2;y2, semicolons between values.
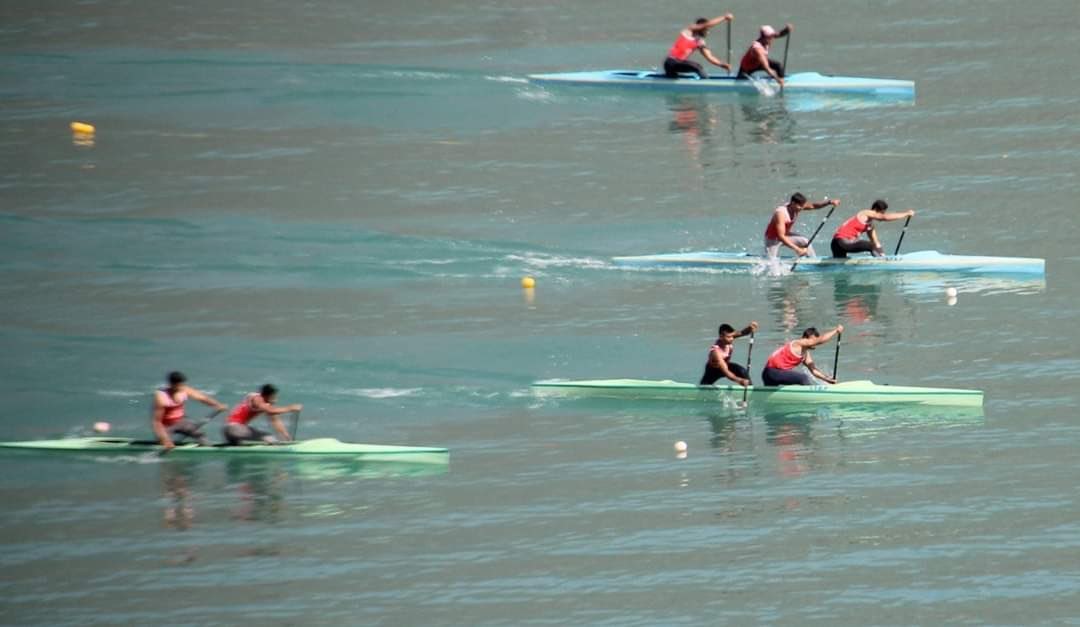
527;70;915;97
612;250;1045;275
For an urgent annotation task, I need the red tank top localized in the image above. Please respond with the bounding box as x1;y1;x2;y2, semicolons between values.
668;31;702;61
709;342;733;362
765;342;804;370
834;215;870;240
156;389;187;427
739;41;769;73
764;205;793;240
228;393;261;425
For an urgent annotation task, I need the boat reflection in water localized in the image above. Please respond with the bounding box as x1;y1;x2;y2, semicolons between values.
705;401;984;480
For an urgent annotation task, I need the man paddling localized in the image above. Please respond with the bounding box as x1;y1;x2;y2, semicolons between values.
663;13;734;79
764;192;840;259
830;200;915;258
152;371;227;451
761;325;843;386
737;24;793;86
223;384;302;445
700;321;758;386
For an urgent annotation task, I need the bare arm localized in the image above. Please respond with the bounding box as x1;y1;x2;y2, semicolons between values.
689;13;733;33
875;209;915;222
754;45;782;83
803;353;837;384
735;321;759;338
700;47;730;70
268;415;293;442
708;348;750;386
185;386;227;412
774;217;808;256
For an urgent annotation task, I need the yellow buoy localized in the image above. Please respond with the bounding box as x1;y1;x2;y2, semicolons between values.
521;276;535;289
70;121;96;134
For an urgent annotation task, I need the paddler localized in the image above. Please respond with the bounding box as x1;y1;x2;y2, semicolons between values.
830;200;915;258
700;321;758;386
152;371;227;450
663;13;734;79
764;192;840;259
223;384;302;445
761;325;843;386
736;24;793;86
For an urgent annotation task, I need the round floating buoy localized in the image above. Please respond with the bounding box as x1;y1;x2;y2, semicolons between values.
945;287;958;298
70;121;96;134
93;421;111;434
521;276;535;289
674;440;688;453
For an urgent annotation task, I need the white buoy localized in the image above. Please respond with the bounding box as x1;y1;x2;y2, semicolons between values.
674;441;688;453
93;421;111;434
945;287;958;298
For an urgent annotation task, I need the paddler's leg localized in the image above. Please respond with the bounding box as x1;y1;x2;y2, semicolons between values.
728;363;750;382
831;237;876;259
169;420;209;446
768;59;785;78
224;423;272;445
762;366;815;386
788;233;815;257
664;58;707;79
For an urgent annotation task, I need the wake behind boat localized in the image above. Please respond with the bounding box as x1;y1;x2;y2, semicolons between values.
532;379;983;407
0;437;450;464
611;250;1045;275
527;70;915;98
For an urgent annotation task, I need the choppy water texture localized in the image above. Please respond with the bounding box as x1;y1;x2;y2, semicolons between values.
2;0;1080;624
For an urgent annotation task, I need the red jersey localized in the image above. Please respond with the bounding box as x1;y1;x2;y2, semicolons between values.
156;389;188;427
228;393;262;425
765;341;804;370
834;215;870;240
668;30;703;61
739;41;770;74
764;204;793;240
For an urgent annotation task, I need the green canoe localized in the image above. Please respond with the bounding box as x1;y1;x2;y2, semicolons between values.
0;437;449;464
531;379;983;407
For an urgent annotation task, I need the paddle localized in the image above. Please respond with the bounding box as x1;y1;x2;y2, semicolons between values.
832;331;843;382
789;199;836;271
780;28;791;92
288;410;301;441
893;215;912;256
726;19;732;75
741;329;755;405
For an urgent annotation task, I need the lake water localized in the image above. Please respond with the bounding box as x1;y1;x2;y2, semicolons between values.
2;0;1080;624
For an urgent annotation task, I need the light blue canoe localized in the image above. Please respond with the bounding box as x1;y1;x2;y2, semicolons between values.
611;250;1045;275
527;70;915;97
532;379;983;407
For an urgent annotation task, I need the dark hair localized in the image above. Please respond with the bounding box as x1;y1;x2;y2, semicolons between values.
718;323;736;335
871;199;888;212
790;192;807;205
167;371;187;385
695;17;708;24
260;384;278;398
801;327;820;339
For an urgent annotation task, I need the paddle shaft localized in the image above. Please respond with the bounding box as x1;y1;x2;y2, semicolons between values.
726;20;732;74
742;330;755;403
289;410;301;441
790;202;837;271
893;215;912;256
832;331;842;381
782;31;791;75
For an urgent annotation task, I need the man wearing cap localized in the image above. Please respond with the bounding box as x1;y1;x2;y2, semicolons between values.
737;23;793;86
663;13;734;79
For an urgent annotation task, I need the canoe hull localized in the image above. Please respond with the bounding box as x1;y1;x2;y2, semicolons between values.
532;379;983;407
0;437;449;464
611;250;1045;275
527;70;915;97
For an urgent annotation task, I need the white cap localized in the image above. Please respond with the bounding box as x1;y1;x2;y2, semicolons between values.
759;25;778;38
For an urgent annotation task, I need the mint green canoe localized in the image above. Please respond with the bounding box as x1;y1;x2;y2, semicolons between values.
0;437;449;464
532;379;983;407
